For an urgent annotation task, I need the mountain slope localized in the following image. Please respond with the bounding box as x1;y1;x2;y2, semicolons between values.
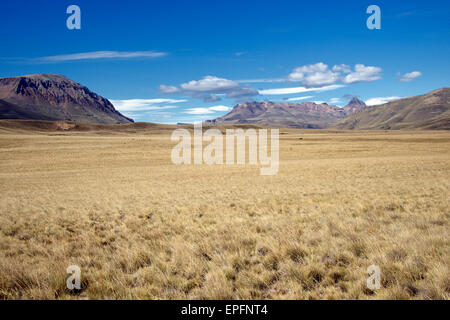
0;99;56;121
335;88;450;130
205;98;366;129
0;74;133;124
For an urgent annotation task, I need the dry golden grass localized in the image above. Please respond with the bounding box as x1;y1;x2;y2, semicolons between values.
0;125;448;300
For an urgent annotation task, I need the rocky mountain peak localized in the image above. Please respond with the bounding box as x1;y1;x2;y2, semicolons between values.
342;97;366;114
346;97;366;107
0;74;133;124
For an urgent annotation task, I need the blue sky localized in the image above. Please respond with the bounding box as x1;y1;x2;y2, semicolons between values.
1;0;449;123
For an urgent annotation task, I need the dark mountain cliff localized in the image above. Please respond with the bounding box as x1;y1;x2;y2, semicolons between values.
0;74;133;124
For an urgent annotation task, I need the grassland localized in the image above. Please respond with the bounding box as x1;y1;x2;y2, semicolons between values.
0;122;448;299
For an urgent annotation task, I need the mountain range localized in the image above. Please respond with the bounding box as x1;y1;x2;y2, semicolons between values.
0;74;448;130
204;97;367;129
0;74;132;124
206;89;450;130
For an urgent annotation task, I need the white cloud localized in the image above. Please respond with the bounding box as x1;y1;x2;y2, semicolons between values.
158;85;180;94
313;84;347;92
342;64;382;84
303;70;340;87
180;76;238;92
259;84;345;95
289;62;326;81
35;51;167;62
329;98;341;104
160;76;259;102
110;98;186;111
287;63;382;87
184;108;215;115
285;95;314;101
313;101;326;104
184;105;231;114
365;96;403;106
398;71;422;82
259;87;304;95
332;64;352;73
288;62;340;87
208;105;231;111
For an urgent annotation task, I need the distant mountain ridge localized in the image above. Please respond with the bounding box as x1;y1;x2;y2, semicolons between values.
0;74;133;124
1;74;448;130
205;97;366;129
335;88;450;130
